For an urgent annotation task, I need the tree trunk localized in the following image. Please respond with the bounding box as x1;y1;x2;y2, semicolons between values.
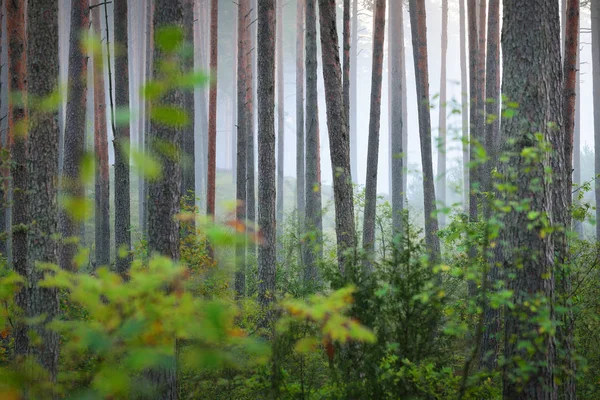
114;0;132;275
500;0;561;398
246;0;257;260
7;0;28;362
276;0;284;255
59;0;89;274
92;9;110;268
390;0;406;243
408;0;440;263
304;0;323;283
343;0;350;131
318;0;356;273
594;0;600;242
556;1;579;398
296;0;305;268
147;1;184;397
362;0;386;264
460;0;469;211
573;50;582;237
437;0;448;228
207;0;218;225
26;0;61;381
467;0;479;228
235;0;248;298
257;0;277;310
350;0;358;184
195;0;208;212
182;0;195;211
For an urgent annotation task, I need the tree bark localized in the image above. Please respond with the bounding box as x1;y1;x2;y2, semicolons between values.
7;0;28;362
181;0;195;211
257;0;277;310
343;0;350;132
235;0;248;298
460;0;469;211
350;0;358;184
146;0;184;397
92;9;111;268
276;0;284;254
26;0;61;381
296;0;305;268
593;0;600;241
362;0;386;264
390;0;406;243
437;0;448;228
408;0;440;263
318;0;356;273
114;0;132;275
246;0;257;260
304;0;323;283
467;0;479;228
207;0;218;224
500;0;561;397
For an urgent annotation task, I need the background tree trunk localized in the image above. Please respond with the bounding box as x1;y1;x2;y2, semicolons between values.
92;9;110;268
318;0;356;273
296;0;305;269
304;0;323;283
408;0;440;263
594;0;600;241
246;0;257;261
460;0;469;211
257;0;277;311
362;0;386;263
206;0;218;224
181;0;195;211
437;0;448;228
390;0;406;243
235;0;248;298
114;0;132;275
343;0;350;132
26;0;61;381
500;0;561;397
467;0;479;228
7;0;28;362
59;0;89;273
276;0;284;256
350;0;358;184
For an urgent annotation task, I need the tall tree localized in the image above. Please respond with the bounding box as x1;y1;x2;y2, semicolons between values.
460;0;469;210
235;0;248;297
276;0;284;251
58;0;89;274
207;0;218;222
593;0;600;241
479;0;501;372
26;0;61;380
437;0;448;227
246;0;257;259
390;0;406;242
350;0;358;184
467;0;480;228
257;0;277;309
318;0;356;272
408;0;440;263
573;50;582;237
182;0;196;210
7;0;28;361
304;0;323;283
92;8;110;268
500;0;562;397
296;0;306;266
114;0;132;275
146;0;184;396
362;0;386;262
343;0;350;127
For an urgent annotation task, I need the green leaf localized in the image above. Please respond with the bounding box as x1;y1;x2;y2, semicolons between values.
151;106;189;128
155;26;184;52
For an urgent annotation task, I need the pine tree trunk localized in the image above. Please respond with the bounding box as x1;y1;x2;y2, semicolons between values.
59;0;89;274
26;0;61;381
594;0;600;242
7;0;28;362
246;0;257;260
207;0;218;224
467;0;479;228
276;0;284;255
343;0;350;130
296;0;306;268
362;0;386;264
195;0;208;211
181;0;195;211
437;0;448;228
350;0;358;184
235;0;248;298
92;9;111;268
573;50;582;237
146;1;184;397
500;0;561;397
114;0;132;275
460;0;469;211
257;0;277;310
318;0;356;273
304;0;323;283
390;0;406;242
408;0;440;263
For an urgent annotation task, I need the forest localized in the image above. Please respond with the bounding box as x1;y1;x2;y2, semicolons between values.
0;0;597;398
